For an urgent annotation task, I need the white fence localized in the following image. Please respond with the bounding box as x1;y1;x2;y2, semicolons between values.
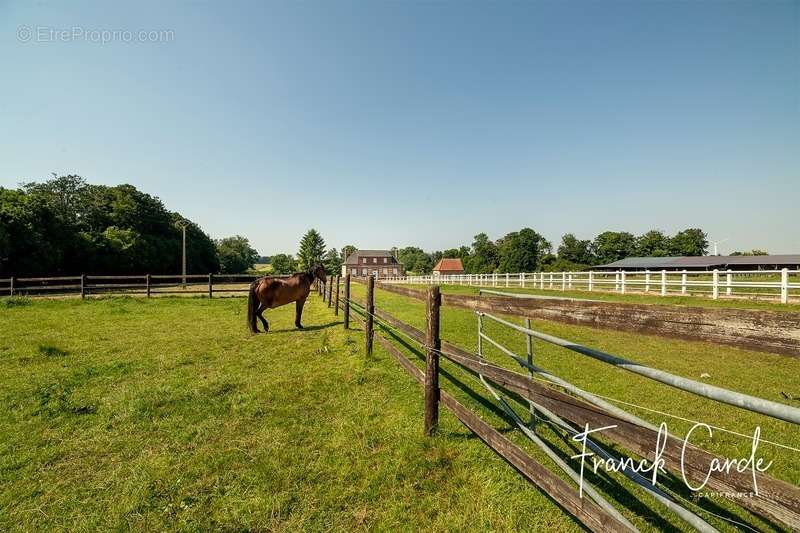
381;268;800;304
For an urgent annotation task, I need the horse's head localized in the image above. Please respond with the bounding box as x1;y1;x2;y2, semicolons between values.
314;264;327;284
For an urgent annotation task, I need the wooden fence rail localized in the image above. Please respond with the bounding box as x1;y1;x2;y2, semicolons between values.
0;273;291;298
333;277;800;530
372;281;800;358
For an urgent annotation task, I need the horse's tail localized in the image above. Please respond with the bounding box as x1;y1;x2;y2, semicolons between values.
247;281;259;333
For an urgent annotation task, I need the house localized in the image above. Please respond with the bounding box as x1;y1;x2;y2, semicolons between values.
433;258;465;276
342;250;404;278
594;255;800;272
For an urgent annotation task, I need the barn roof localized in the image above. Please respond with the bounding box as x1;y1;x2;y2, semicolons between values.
433;258;464;272
597;255;800;269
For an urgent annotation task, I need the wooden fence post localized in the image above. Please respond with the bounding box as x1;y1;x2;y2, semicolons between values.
208;273;213;298
365;276;375;356
334;275;340;315
327;276;333;308
80;274;86;299
146;274;151;298
424;285;441;436
9;276;14;297
343;275;350;328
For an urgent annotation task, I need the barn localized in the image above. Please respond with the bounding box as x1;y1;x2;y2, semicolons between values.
595;255;800;271
433;258;465;276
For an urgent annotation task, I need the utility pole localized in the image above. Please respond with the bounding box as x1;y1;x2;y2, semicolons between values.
176;219;190;288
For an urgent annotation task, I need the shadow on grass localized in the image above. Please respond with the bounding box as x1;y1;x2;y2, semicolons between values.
266;321;341;334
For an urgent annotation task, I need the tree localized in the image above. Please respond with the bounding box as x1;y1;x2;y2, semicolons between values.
297;229;326;270
635;230;670;257
591;231;637;265
216;235;259;274
497;228;551;272
730;249;768;256
469;233;499;273
341;245;357;262
270;253;297;274
324;248;342;275
1;174;220;276
398;246;429;274
669;228;708;256
557;234;594;265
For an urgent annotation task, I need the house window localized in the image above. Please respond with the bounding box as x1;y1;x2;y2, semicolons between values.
372;258;377;264
362;258;367;264
393;268;398;274
382;268;388;274
361;268;367;275
383;258;387;264
351;268;358;275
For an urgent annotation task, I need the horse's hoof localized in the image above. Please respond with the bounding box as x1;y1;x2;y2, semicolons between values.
296;324;304;330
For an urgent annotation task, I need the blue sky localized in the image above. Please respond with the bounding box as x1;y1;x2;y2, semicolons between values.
1;1;798;255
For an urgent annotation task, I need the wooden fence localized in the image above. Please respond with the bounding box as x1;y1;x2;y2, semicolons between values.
0;273;288;298
383;268;800;304
373;282;800;358
317;274;800;531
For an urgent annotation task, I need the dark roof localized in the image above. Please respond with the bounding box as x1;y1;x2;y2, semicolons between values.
598;255;800;269
433;258;464;272
343;250;402;266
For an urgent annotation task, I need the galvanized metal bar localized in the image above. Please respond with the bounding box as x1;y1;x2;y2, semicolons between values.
478;311;800;425
530;399;718;533
478;331;658;431
474;348;638;531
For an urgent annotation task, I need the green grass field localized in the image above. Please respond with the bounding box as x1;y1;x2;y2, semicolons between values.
1;295;585;531
402;283;800;312
2;291;798;531
346;281;800;531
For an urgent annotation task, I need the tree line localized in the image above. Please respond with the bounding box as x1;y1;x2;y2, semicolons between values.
388;227;710;275
0;174;261;277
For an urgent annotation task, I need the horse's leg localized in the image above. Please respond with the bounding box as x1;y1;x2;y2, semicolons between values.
295;297;307;329
256;304;269;332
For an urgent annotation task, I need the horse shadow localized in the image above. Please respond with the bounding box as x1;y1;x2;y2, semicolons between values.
266;321;340;334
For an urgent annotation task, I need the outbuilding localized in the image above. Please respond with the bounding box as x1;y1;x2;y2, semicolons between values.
433;258;465;276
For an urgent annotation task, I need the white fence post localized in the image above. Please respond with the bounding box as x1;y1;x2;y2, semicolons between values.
506;273;509;287
726;269;732;296
621;271;626;294
681;270;687;295
520;272;524;288
712;269;719;300
561;272;566;290
660;270;667;296
781;268;789;304
614;271;620;292
567;272;573;289
588;271;594;291
548;273;553;289
645;270;650;292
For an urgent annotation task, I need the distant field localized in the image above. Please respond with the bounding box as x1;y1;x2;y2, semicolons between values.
402;283;800;312
0;296;582;531
253;263;273;273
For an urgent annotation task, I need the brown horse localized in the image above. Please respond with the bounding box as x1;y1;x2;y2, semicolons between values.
247;265;327;333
